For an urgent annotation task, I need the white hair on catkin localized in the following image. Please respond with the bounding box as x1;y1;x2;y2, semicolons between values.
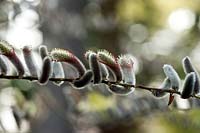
163;64;180;91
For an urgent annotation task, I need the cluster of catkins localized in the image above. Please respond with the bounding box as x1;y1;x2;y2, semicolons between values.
0;40;136;95
0;40;199;99
152;57;199;100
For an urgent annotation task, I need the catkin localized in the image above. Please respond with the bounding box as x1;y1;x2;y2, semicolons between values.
118;55;136;91
97;50;122;82
163;64;180;91
51;48;86;77
72;70;93;88
182;56;200;94
88;53;101;84
39;45;48;59
181;72;196;99
38;56;52;85
23;46;38;77
0;40;25;77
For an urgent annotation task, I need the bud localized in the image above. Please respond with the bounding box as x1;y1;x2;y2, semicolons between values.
72;70;93;89
181;72;196;99
22;46;38;77
182;56;200;94
163;64;180;91
118;55;136;91
39;45;48;60
108;84;134;95
50;48;86;77
0;55;8;75
97;50;122;82
152;78;171;98
38;56;52;85
52;62;65;86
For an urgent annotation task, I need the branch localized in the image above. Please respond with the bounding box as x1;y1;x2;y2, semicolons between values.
1;74;200;100
0;41;199;105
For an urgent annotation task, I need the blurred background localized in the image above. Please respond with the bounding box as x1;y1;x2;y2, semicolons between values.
1;0;200;133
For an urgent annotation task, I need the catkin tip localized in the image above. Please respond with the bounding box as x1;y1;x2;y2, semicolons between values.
39;45;48;59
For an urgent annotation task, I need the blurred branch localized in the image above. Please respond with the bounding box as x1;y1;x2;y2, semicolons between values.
0;75;199;100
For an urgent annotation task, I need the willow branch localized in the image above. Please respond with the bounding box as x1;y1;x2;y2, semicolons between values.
0;74;199;100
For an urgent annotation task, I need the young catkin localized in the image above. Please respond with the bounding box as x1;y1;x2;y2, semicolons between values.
163;64;180;91
52;62;65;86
118;55;136;91
152;78;171;98
72;70;93;88
0;55;8;75
39;45;48;60
97;50;122;82
182;56;200;94
85;50;109;80
0;40;25;77
88;53;101;84
181;72;196;99
22;46;38;77
108;84;134;95
38;56;52;85
182;57;195;72
50;48;86;77
7;52;25;77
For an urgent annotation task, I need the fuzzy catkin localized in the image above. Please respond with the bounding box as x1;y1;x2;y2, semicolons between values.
0;40;13;55
7;53;25;77
88;53;101;84
118;55;136;91
50;48;86;77
85;50;109;80
181;72;196;99
0;40;25;77
23;46;38;77
72;70;93;88
39;45;48;60
38;56;52;85
97;50;122;82
182;56;200;94
182;56;195;73
163;64;180;91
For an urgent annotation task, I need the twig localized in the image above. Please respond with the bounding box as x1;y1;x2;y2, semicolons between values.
0;75;199;100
